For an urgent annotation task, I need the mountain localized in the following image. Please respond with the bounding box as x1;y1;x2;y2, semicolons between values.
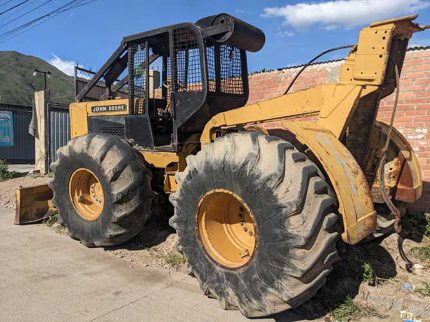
0;51;75;106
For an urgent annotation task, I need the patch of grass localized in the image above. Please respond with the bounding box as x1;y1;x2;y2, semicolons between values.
362;262;376;285
0;160;22;181
330;297;363;321
425;213;430;236
330;297;383;322
44;214;59;227
164;251;186;269
385;276;406;286
53;224;66;234
411;246;430;261
44;214;66;234
415;282;430;297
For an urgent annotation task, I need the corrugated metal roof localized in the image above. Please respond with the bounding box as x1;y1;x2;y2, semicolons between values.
407;45;430;51
250;45;430;75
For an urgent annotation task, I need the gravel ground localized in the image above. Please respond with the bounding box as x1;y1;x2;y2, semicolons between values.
104;218;185;272
0;173;50;208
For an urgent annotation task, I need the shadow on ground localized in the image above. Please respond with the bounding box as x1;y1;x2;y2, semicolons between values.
273;209;429;321
272;240;396;321
106;215;175;252
104;194;175;252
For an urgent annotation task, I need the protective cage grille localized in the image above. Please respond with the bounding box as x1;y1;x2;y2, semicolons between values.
127;26;247;116
128;43;152;115
206;44;246;95
173;26;203;93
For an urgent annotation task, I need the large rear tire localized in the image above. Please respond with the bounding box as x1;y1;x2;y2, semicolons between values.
50;133;153;247
169;132;340;317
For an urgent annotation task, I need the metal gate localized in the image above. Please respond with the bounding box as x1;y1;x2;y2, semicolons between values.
0;104;35;163
47;103;70;166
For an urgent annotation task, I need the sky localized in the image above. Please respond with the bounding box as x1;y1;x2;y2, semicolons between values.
1;0;430;74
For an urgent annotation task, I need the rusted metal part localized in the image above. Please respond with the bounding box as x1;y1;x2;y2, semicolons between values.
15;184;55;225
280;121;376;245
384;158;402;188
369;121;422;204
395;151;422;201
371;158;402;201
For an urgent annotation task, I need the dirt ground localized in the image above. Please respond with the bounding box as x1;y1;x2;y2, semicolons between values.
104;218;184;272
3;173;430;321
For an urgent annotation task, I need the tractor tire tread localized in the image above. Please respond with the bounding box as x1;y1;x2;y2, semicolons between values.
51;133;153;247
169;132;339;317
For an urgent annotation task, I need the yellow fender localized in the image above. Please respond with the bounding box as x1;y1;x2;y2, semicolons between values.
281;121;377;245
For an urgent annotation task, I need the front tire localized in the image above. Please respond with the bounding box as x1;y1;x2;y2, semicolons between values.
169;132;340;317
50;133;153;247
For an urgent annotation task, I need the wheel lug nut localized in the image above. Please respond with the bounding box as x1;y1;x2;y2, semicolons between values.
249;231;253;236
240;221;244;225
243;227;248;232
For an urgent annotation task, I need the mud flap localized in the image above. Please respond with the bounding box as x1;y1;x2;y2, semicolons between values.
15;184;56;225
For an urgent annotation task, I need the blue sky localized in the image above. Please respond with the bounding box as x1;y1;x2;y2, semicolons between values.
1;0;430;74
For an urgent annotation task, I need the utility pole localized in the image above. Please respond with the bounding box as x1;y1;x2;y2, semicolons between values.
33;69;52;91
32;69;51;174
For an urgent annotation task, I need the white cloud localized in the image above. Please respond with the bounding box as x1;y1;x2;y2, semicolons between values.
279;30;295;37
49;54;76;76
263;0;430;30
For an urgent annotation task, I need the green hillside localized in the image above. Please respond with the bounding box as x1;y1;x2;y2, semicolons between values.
0;51;74;106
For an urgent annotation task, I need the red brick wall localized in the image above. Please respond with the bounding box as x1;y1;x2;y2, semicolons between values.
247;48;430;213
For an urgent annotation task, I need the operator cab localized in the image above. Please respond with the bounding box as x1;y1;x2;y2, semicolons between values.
75;14;265;151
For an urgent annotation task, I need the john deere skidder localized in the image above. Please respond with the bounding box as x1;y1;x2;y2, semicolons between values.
17;14;428;317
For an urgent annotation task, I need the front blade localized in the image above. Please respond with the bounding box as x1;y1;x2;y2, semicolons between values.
15;185;56;225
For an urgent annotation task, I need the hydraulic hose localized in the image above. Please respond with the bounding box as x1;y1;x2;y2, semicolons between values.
377;64;414;272
284;45;354;95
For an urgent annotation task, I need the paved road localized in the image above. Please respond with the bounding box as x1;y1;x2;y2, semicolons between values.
0;207;303;322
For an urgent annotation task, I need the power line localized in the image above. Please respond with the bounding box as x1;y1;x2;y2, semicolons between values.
0;0;15;9
0;0;98;43
0;0;37;21
0;0;82;41
0;0;53;30
0;0;31;16
0;0;41;26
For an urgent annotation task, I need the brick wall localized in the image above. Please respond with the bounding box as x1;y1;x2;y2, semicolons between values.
247;47;430;213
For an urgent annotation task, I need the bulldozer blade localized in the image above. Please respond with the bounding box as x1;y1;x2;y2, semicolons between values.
15;184;56;225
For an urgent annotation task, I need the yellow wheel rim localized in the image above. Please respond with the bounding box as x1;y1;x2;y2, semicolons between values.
69;168;104;221
197;189;257;269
